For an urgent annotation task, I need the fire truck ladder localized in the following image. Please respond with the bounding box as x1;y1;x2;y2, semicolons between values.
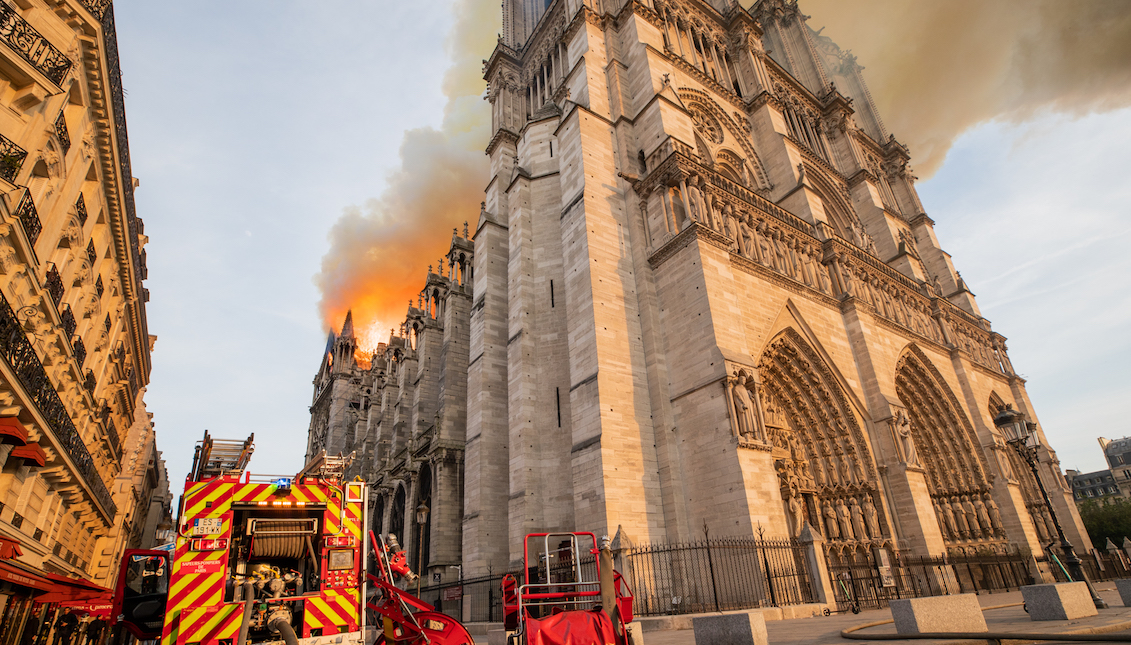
296;450;355;481
189;430;255;482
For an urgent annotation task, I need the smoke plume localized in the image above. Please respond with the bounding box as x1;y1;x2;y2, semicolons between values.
318;0;1131;341
790;0;1131;175
315;0;499;345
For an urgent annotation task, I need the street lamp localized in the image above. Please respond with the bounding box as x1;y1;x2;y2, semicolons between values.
415;501;430;597
993;404;1107;609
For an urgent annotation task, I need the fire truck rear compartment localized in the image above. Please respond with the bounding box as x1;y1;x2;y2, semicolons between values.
227;507;324;642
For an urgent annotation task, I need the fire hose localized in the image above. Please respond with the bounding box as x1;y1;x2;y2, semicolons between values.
236;580;255;645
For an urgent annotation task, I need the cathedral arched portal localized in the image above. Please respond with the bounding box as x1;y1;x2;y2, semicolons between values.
895;346;1006;554
755;329;890;562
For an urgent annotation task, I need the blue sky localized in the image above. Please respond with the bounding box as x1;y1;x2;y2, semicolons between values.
115;2;1130;493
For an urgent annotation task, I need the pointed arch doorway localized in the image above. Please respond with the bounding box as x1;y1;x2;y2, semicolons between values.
756;329;890;563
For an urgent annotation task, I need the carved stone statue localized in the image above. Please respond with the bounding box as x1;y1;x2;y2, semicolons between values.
941;499;959;538
974;497;993;535
863;495;881;539
849;498;867;541
787;489;804;536
731;374;758;441
961;496;980;538
986;497;1004;533
934;501;952;540
951;497;970;538
893;411;918;465
686;175;707;224
836;499;854;541
823;501;840;539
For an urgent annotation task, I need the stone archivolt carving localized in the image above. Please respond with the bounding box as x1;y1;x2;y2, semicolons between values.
688;102;723;144
896;345;1003;552
759;329;889;548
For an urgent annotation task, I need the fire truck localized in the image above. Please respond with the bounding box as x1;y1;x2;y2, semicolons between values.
112;432;471;645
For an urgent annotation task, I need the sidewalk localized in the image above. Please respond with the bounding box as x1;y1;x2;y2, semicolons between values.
635;585;1131;645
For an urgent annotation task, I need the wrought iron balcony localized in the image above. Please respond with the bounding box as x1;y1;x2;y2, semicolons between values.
83;369;95;393
15;191;40;245
54;110;70;156
105;417;118;451
0;290;116;518
75;194;87;227
86;240;96;266
73;337;85;367
44;265;63;307
0;3;73;86
95;274;103;297
78;0;111;20
0;133;27;183
60;305;76;338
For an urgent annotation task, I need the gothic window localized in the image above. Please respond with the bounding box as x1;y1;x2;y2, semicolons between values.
390;485;406;542
415;465;432;572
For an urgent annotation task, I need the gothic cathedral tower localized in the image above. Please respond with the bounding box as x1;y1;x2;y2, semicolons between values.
465;0;1087;575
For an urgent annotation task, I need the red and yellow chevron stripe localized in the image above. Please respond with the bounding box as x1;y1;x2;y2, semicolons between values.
304;589;360;636
163;477;366;645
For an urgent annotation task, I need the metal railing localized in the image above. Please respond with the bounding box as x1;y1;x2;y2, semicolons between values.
410;572;518;624
0;2;72;85
15;191;40;245
827;551;1037;612
0;132;26;183
622;537;816;616
0;289;116;517
54;109;70;156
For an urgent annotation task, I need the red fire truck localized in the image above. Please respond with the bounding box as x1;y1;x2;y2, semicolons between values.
112;432;471;645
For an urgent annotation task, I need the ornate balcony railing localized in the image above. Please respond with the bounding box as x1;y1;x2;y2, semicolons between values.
0;3;73;86
60;305;76;338
75;193;87;226
105;417;118;452
73;337;86;367
86;240;97;266
0;133;27;183
0;289;116;517
44;265;63;307
15;191;40;245
95;274;103;297
78;0;111;20
54;110;70;156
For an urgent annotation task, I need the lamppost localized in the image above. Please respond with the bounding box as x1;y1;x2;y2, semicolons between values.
993;404;1107;609
415;501;430;597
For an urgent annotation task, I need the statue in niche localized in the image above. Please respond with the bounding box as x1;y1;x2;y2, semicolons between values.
730;373;758;440
838;452;854;485
986;497;1004;533
892;411;919;465
941;499;959;538
724;204;739;249
852;454;867;483
974;497;993;536
836;499;854;540
934;500;952;540
822;501;840;539
961;496;980;538
863;495;881;539
686;175;707;224
1031;509;1049;541
849;222;866;248
849;498;867;541
813;460;826;487
951;497;970;538
787;487;804;536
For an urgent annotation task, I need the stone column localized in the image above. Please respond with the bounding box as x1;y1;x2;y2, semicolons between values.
797;525;836;606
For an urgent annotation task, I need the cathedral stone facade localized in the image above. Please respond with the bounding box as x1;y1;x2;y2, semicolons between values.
311;0;1090;583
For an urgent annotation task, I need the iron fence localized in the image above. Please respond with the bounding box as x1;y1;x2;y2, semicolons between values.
410;572;517;624
827;551;1037;612
621;538;815;616
1042;547;1131;583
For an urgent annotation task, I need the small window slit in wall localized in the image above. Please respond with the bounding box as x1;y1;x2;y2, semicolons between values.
550;280;555;307
549;141;554;158
556;387;561;428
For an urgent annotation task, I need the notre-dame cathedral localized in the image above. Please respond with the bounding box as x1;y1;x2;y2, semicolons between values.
306;0;1090;585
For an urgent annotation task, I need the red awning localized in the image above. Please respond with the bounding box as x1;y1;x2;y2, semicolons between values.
58;596;113;618
35;573;113;604
0;535;23;560
10;442;46;467
0;417;28;445
0;560;53;591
